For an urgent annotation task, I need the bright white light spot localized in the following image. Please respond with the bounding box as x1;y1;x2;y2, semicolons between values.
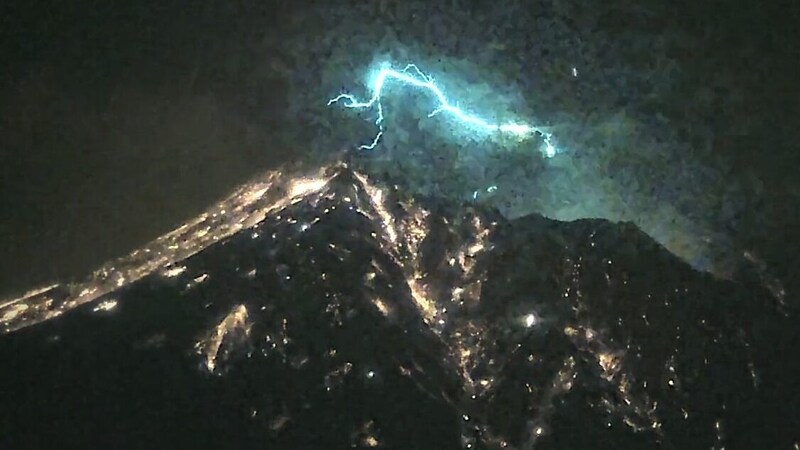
544;141;557;158
524;313;537;327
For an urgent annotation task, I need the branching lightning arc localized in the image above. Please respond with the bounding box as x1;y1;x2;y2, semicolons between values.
327;63;557;158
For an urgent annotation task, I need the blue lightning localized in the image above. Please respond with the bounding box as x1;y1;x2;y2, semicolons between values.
328;63;557;158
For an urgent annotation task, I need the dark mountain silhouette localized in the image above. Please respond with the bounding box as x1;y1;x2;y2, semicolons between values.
1;164;796;449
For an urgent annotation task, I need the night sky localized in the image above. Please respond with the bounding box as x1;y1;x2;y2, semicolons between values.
1;0;798;303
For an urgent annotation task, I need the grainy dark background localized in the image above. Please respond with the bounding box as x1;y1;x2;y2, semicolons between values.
0;1;295;292
1;0;798;302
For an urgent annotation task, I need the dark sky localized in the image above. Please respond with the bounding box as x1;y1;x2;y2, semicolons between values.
1;0;798;299
0;1;296;293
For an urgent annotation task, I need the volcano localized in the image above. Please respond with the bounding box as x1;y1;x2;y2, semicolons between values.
1;164;797;449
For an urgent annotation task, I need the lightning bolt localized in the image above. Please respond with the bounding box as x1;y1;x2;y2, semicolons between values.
328;63;557;158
